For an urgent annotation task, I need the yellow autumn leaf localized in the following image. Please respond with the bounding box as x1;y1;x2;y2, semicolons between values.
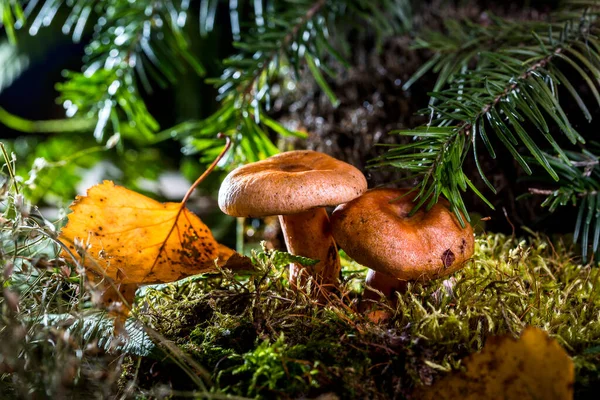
415;326;574;400
59;180;230;284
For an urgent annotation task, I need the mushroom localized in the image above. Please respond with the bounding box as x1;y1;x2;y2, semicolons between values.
330;188;474;311
218;150;367;293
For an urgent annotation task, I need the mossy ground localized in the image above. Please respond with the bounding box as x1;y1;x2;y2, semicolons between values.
118;233;600;399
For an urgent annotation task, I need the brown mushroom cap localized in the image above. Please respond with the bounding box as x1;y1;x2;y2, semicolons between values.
218;150;367;217
331;188;474;281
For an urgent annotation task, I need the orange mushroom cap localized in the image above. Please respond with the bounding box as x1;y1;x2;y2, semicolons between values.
218;150;367;217
331;188;474;281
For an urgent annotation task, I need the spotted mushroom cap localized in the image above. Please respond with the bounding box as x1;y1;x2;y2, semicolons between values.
330;188;474;281
218;150;368;217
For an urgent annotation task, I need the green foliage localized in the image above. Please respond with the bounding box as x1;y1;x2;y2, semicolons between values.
178;0;412;165
522;146;600;261
27;0;204;144
10;136;104;204
5;136;168;205
228;334;320;397
254;244;319;268
0;0;24;44
0;40;27;92
0;0;415;204
2;0;411;161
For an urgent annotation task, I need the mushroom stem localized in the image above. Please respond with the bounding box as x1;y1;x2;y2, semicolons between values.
364;270;408;300
279;208;340;293
360;270;408;316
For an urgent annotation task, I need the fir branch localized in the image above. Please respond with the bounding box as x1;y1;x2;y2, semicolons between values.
402;1;600;92
27;0;203;144
183;0;410;164
373;10;600;230
526;146;600;260
0;39;28;93
6;0;410;165
239;0;327;99
200;0;338;164
402;16;545;92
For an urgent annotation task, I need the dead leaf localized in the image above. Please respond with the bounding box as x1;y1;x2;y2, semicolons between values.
415;326;574;400
59;180;227;284
59;138;237;335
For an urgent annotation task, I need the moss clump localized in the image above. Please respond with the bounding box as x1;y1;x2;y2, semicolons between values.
131;233;600;399
217;334;321;397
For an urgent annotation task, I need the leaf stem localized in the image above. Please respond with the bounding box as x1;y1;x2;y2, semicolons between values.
147;134;231;273
181;134;232;206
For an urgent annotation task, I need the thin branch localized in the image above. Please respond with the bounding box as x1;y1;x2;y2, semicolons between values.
461;48;563;134
240;0;327;98
529;188;599;197
0;106;95;133
528;188;557;196
417;34;585;194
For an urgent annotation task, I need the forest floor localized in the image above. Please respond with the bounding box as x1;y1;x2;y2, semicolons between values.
39;232;597;399
0;201;599;399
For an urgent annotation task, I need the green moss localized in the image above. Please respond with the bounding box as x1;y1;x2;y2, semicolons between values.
136;233;600;399
217;334;320;397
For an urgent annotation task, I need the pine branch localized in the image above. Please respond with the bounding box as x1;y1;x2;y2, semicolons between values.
0;39;28;93
8;0;410;165
373;9;600;230
196;0;341;163
182;0;410;164
25;0;204;144
525;146;600;260
402;0;600;92
239;0;327;99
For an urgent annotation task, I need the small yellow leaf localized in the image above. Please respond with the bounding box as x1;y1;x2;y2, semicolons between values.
416;326;574;400
59;181;223;284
